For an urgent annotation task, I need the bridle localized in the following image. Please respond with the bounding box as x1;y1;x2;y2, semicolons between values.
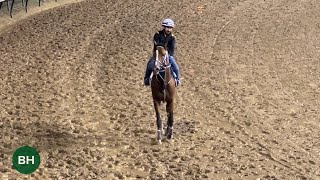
155;49;170;70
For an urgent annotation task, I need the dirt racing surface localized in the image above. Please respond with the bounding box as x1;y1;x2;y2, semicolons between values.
0;0;319;179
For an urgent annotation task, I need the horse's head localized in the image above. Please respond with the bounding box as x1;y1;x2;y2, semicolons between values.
154;45;169;71
156;45;167;57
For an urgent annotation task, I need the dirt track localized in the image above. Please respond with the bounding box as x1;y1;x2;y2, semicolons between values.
0;0;319;179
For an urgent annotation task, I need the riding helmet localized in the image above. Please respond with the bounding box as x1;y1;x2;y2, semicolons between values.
162;19;175;28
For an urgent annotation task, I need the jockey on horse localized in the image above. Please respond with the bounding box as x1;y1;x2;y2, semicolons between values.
144;18;181;87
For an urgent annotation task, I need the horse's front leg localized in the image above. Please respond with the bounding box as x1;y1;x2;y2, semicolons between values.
165;99;174;139
154;101;163;143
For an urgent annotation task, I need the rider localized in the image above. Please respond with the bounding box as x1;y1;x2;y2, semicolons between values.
143;18;181;86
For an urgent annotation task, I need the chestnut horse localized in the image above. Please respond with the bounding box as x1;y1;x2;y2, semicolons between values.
150;45;176;144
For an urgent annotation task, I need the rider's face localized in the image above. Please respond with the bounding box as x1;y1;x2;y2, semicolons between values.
163;26;173;35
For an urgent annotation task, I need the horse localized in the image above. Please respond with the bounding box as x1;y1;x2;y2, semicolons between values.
150;45;176;144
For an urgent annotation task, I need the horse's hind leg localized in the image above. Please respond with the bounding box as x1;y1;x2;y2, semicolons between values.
154;101;163;143
165;100;174;139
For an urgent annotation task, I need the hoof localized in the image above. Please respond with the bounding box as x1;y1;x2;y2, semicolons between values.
167;134;173;139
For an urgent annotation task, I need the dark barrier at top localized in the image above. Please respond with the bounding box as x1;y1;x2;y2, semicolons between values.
0;0;57;18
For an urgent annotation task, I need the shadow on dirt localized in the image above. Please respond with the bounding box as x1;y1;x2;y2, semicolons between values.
0;118;81;154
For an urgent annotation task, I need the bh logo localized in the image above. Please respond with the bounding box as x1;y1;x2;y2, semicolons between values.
12;146;41;174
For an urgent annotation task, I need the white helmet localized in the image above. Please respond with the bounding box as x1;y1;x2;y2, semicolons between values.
162;18;175;28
